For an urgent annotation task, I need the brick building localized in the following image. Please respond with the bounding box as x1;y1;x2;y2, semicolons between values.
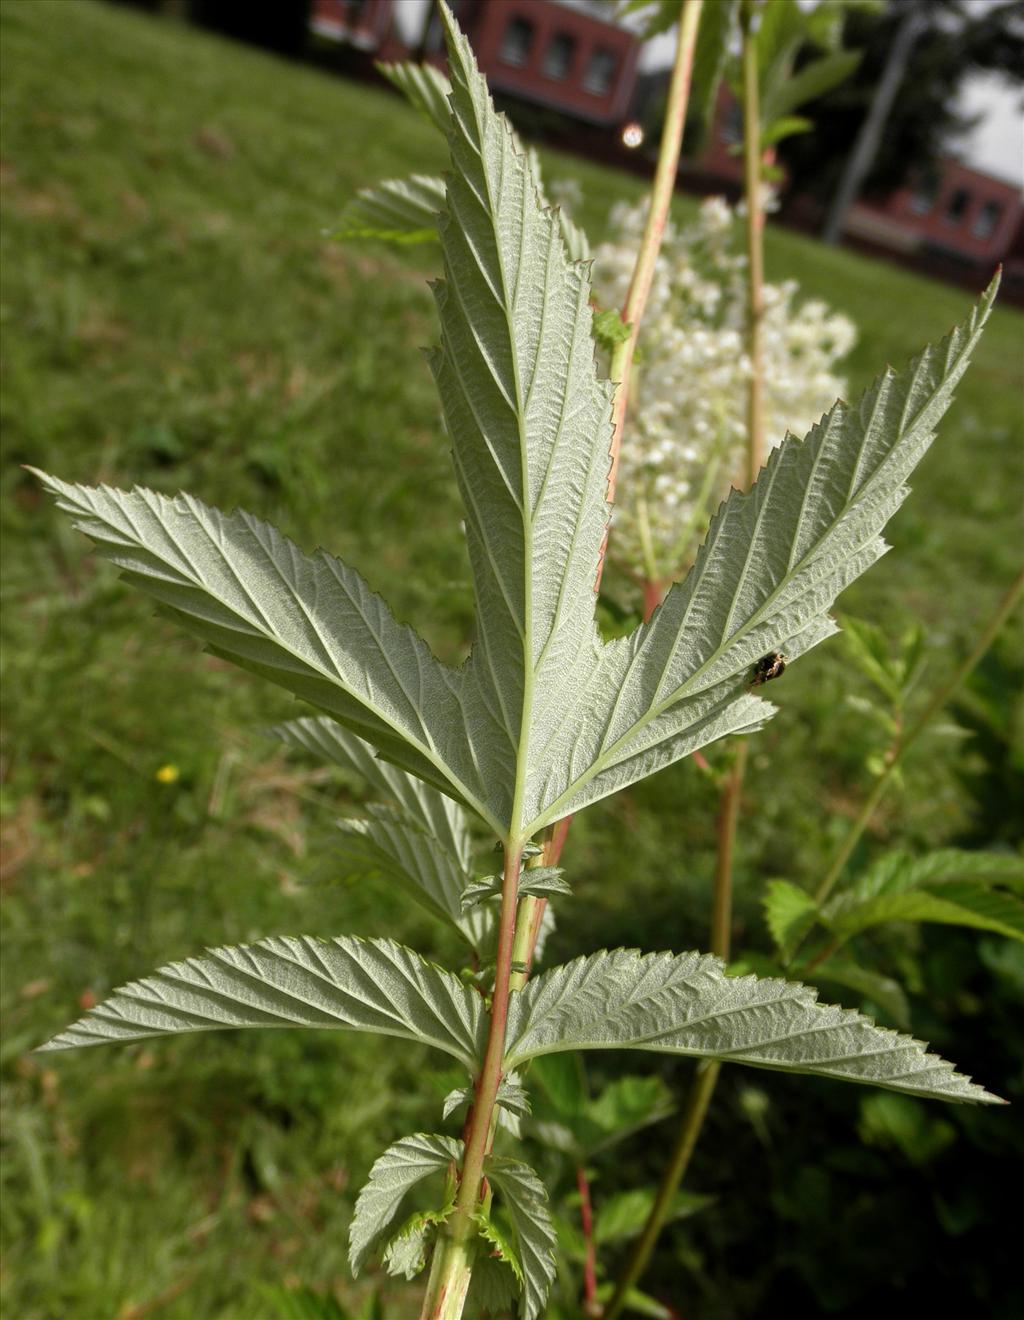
309;0;1021;287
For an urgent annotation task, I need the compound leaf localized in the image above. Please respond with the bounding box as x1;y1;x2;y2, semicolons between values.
38;936;486;1069
503;949;1002;1103
349;1133;461;1274
523;277;998;834
35;7;996;848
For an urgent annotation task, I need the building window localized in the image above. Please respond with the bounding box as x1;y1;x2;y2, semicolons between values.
721;100;743;146
943;187;971;227
542;32;576;81
499;16;534;68
582;46;617;96
972;198;1003;241
908;173;939;215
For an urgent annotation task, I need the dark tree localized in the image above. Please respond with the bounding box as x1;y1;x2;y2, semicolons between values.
779;0;1024;204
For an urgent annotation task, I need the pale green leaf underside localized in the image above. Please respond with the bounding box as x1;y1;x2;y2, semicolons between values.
383;1213;437;1280
35;13;996;843
335;808;493;950
485;1156;558;1320
333;174;446;244
273;717;492;950
272;716;470;861
428;10;615;839
527;277;999;833
503;949;1002;1104
379;59;453;132
38;936;486;1069
31;470;503;835
349;1132;460;1274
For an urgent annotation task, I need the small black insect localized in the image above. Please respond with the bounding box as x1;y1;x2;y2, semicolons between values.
750;651;787;686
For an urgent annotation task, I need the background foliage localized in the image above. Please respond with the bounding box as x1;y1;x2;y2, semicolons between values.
2;2;1022;1317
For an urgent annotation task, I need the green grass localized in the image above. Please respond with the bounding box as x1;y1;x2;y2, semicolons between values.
1;3;1021;1317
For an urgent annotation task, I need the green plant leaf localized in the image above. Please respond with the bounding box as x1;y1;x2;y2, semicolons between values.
275;716;494;946
594;1187;711;1245
485;1156;558;1320
805;960;911;1029
335;807;493;950
858;1092;956;1167
580;1074;675;1154
592;307;632;352
427;11;616;844
332;174;446;245
31;470;502;833
529;1051;588;1118
690;0;740;144
524;277;998;835
461;867;571;910
823;849;1024;942
763;49;862;123
349;1133;461;1274
38;936;486;1068
464;1253;520;1315
442;1074;531;1121
473;1210;523;1288
383;1199;455;1280
379;59;452;132
272;716;470;862
503;949;1002;1103
760;114;813;148
265;1286;361;1320
763;879;820;960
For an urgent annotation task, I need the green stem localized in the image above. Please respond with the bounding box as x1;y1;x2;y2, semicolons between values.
607;0;704;507
420;841;523;1320
740;2;765;487
812;566;1024;908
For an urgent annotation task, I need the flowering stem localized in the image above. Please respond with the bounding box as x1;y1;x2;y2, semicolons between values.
740;0;765;486
607;0;704;504
810;567;1024;910
420;840;523;1320
610;13;768;1308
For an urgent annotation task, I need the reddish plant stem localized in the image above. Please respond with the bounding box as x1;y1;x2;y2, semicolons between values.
420;842;523;1320
576;1164;599;1314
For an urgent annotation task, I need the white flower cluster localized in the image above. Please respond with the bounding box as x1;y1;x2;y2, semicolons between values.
591;196;856;584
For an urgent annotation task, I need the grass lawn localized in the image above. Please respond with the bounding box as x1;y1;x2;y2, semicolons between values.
2;3;1021;1318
